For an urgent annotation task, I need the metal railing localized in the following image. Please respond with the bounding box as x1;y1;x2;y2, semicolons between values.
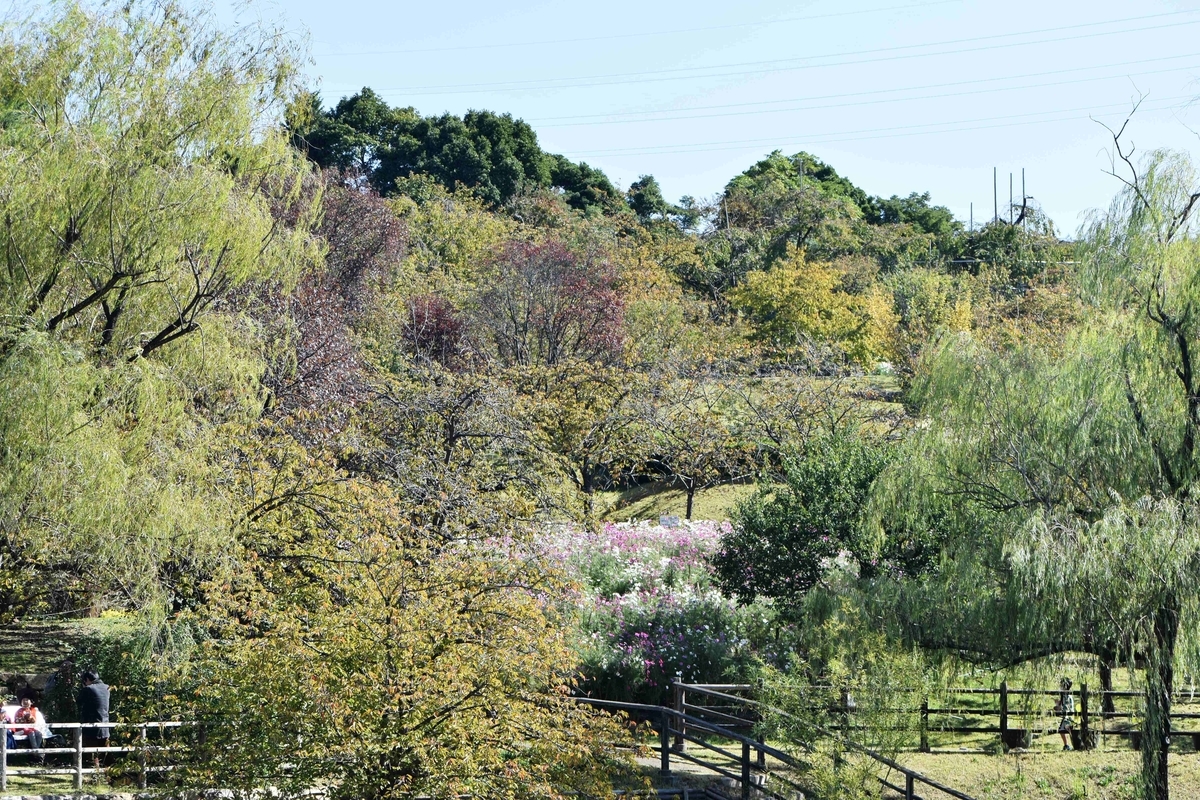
0;720;187;791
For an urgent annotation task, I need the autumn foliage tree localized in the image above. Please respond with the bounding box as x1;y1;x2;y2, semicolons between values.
164;423;641;800
474;239;624;368
731;246;897;367
400;294;467;368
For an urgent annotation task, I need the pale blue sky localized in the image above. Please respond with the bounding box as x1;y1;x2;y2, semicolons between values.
261;0;1200;233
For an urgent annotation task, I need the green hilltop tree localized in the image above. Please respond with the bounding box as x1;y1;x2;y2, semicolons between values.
292;89;622;213
627;174;672;221
724;150;875;216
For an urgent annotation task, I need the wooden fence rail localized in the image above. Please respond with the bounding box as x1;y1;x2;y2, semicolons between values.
0;720;188;791
580;689;980;800
673;681;1200;754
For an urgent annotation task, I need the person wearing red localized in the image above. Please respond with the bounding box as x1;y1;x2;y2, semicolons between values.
13;696;47;764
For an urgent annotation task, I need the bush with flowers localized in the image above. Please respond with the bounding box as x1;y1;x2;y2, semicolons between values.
542;520;797;704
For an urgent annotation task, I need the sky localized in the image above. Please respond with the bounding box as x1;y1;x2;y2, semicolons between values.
253;0;1200;234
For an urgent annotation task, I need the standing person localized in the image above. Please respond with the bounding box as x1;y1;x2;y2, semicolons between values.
1055;677;1075;751
77;670;110;770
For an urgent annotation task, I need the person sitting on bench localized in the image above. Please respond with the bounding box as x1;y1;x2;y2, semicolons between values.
0;699;14;750
13;696;50;764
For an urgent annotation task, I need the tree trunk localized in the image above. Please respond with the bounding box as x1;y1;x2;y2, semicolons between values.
1144;596;1179;800
580;464;596;522
685;487;695;520
1100;655;1116;715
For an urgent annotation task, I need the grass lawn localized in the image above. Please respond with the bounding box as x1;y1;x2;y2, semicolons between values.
0;624;77;675
597;481;758;523
0;616;136;675
897;750;1200;800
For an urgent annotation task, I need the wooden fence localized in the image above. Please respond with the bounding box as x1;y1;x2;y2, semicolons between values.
580;687;979;800
673;681;1200;754
0;720;186;791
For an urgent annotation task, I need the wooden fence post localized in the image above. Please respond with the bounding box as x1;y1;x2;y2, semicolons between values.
905;773;915;800
660;709;671;776
919;699;930;753
1080;683;1090;751
673;676;686;753
1000;680;1009;747
74;727;83;790
741;740;751;800
138;724;148;789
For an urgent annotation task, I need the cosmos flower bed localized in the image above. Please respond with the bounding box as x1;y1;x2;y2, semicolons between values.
542;520;792;704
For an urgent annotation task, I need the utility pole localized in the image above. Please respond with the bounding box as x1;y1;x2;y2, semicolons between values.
1022;168;1027;232
970;202;973;233
993;167;998;224
1009;173;1014;225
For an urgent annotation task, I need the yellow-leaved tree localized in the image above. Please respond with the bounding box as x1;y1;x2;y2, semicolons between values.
159;420;644;799
731;245;896;367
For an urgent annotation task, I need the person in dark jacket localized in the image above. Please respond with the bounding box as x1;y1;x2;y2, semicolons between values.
77;670;110;768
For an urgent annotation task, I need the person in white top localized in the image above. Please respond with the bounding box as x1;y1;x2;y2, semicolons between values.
0;702;13;750
12;696;50;763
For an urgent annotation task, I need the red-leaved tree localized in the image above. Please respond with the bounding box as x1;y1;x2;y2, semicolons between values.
402;294;467;368
258;174;407;423
474;240;624;368
321;175;407;310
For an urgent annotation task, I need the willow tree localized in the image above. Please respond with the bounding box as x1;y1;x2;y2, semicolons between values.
0;1;319;615
879;143;1200;799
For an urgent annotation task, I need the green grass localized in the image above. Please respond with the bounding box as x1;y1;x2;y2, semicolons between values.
597;481;759;522
0;623;79;674
0;771;87;796
896;750;1200;800
0;616;137;674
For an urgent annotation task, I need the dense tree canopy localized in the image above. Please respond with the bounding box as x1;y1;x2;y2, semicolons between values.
0;0;317;615
292;88;621;212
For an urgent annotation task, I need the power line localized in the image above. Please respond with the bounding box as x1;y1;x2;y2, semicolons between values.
345;11;1200;96
571;95;1188;156
533;61;1200;128
525;53;1200;124
313;0;960;57
562;95;1189;159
